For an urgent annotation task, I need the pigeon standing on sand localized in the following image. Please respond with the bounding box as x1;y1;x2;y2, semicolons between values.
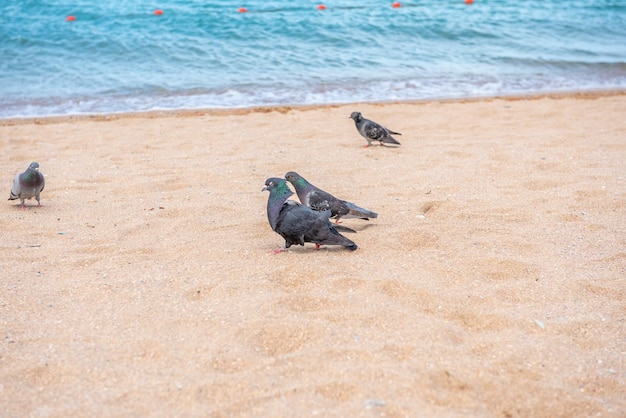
8;162;45;210
262;177;358;252
350;111;401;147
285;171;378;223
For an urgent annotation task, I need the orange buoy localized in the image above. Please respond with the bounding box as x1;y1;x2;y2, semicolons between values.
65;15;76;21
465;0;474;4
317;4;326;10
392;2;401;7
238;7;248;13
153;9;163;15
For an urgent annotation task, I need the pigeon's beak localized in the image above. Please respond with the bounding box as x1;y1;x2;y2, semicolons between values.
261;186;268;192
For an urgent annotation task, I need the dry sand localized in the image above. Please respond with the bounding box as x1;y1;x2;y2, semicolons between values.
1;92;625;417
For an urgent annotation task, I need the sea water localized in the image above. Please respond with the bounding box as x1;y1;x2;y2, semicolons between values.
1;0;625;118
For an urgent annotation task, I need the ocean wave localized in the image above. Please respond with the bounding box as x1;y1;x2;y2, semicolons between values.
2;72;624;119
1;0;625;118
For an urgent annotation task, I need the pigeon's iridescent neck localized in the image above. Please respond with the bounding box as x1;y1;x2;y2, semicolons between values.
21;169;42;186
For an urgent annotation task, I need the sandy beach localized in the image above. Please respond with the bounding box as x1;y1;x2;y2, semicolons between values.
1;92;625;417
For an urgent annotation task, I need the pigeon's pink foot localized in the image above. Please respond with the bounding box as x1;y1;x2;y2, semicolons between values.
315;244;321;250
271;247;286;254
20;205;26;211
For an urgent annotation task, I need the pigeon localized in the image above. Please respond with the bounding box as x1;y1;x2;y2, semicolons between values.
8;162;45;210
262;177;358;252
285;171;377;223
350;111;401;147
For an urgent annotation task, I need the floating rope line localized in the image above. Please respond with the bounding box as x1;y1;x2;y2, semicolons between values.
64;2;477;21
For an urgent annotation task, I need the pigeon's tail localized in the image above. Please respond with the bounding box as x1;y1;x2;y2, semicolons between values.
339;235;358;251
8;190;18;200
334;224;357;233
324;227;359;251
342;202;378;221
382;135;401;145
344;242;358;251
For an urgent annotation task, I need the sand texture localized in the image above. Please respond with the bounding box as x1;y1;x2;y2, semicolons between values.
1;93;625;417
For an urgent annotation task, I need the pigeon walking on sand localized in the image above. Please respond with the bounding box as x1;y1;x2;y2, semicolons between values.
263;177;358;252
350;111;401;147
285;171;378;223
8;162;45;210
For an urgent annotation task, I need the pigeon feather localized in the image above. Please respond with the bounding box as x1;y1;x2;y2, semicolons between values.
263;177;357;251
8;162;45;210
285;171;377;222
350;111;401;147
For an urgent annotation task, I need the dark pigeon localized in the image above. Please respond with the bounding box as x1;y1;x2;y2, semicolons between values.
8;162;45;210
285;171;377;223
350;111;401;147
262;177;358;252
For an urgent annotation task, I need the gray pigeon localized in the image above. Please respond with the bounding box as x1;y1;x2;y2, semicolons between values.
285;171;377;223
262;177;358;252
350;111;401;147
8;162;45;210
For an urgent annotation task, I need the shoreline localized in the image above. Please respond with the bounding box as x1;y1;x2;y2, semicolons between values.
1;88;624;126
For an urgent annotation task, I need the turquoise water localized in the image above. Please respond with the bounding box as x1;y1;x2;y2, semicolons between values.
1;0;625;118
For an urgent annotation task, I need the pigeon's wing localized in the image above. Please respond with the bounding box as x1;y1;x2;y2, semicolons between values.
367;120;401;145
308;190;351;218
276;203;320;247
304;209;357;249
310;189;378;220
307;190;332;211
362;120;387;141
277;205;357;250
329;200;351;218
8;174;21;200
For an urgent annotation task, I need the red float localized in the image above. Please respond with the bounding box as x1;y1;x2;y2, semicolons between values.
65;15;76;21
238;7;247;13
317;4;326;10
153;9;163;15
392;2;401;7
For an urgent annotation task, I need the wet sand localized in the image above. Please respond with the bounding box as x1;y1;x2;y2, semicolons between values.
1;92;625;416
